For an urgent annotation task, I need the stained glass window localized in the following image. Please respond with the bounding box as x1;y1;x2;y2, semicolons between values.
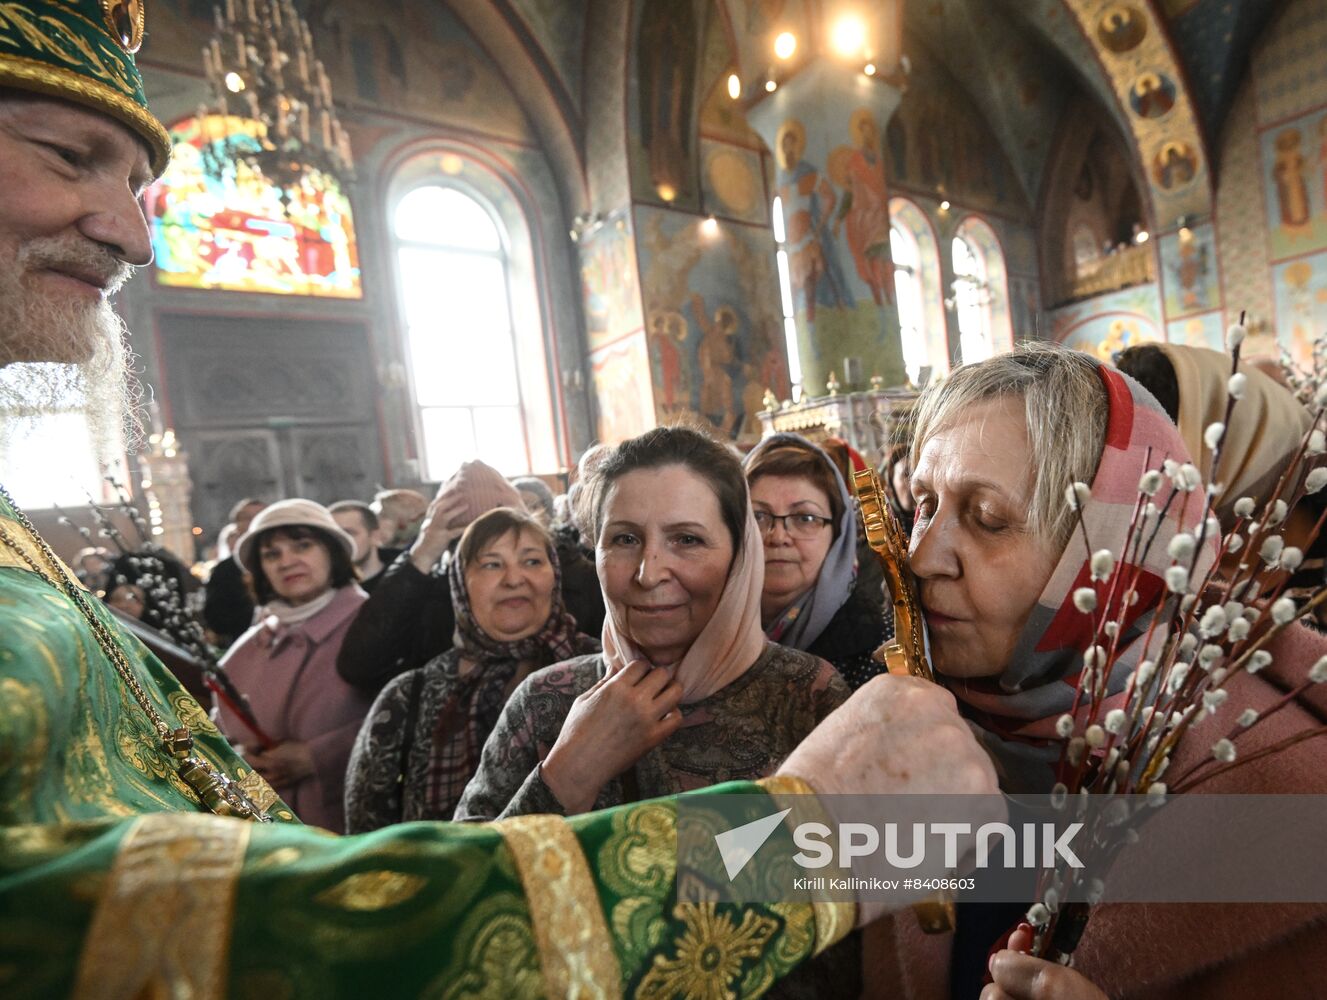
146;115;361;297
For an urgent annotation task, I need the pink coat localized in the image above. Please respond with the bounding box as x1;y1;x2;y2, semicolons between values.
863;623;1327;999
215;585;371;832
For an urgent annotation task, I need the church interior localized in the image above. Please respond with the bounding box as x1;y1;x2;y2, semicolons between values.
8;2;1327;996
7;0;1324;556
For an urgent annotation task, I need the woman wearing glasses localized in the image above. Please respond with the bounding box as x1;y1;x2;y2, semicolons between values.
744;433;892;688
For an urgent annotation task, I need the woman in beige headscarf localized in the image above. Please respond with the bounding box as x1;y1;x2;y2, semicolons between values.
1116;343;1314;526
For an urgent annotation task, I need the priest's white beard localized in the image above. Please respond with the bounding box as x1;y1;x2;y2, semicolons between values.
0;236;144;466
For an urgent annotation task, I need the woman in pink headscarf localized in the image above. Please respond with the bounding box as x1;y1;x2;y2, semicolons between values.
455;426;849;822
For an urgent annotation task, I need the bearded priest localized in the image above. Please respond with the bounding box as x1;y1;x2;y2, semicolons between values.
0;4;1001;997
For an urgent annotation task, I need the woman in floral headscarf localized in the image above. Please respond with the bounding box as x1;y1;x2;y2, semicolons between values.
344;507;598;831
861;343;1327;1000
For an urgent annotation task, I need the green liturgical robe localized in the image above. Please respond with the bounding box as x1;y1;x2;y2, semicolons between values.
0;502;853;998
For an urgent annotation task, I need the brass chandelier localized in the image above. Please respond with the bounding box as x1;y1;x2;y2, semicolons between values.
201;0;354;197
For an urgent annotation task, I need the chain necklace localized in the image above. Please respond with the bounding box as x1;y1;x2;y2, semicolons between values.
0;484;271;822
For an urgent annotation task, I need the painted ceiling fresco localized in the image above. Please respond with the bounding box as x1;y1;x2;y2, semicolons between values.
1161;0;1281;142
505;0;588;112
905;0;1075;204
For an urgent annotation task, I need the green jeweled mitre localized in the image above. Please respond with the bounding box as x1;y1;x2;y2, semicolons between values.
0;1;170;174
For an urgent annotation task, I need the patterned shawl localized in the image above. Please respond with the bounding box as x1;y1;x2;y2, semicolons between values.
421;532;582;815
946;364;1217;792
743;433;859;651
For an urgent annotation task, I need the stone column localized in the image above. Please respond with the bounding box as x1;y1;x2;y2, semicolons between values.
746;60;907;393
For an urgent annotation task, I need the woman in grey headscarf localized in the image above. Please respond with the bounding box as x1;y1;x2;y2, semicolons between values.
743;433;891;687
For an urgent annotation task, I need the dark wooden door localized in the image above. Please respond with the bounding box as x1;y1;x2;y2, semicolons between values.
157;312;385;538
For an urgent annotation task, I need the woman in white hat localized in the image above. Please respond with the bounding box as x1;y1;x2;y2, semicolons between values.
215;499;372;831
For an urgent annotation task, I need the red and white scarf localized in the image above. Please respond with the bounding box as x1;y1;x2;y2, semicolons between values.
945;365;1216;792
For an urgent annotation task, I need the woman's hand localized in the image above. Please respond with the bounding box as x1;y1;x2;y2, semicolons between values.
982;923;1108;1000
408;493;470;572
778;675;1005;925
247;741;315;787
541;660;684;813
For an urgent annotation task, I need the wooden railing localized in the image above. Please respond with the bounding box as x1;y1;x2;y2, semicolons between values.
1067;243;1155;300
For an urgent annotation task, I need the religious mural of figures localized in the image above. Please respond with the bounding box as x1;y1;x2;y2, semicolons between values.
775;118;854;323
580;214;643;352
885;67;1023;216
1167;313;1224;350
635;207;790;441
829;108;895;308
1273;253;1327;367
691;292;739;433
1159;224;1218;318
647;309;691;418
1097;5;1148;52
1274;128;1311;229
638;0;697;202
590;335;655;444
1260;108;1327;261
1129;73;1175;119
1051;285;1163;361
1153;142;1197;190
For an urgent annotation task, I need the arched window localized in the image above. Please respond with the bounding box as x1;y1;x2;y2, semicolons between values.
890;224;929;385
889;197;948;379
390;184;529;478
771;195;804;397
952;233;991;363
951;216;1013;364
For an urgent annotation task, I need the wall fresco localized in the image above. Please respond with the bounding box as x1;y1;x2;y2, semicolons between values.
635;205;789;439
1050;283;1164;361
1167;311;1226;349
886;52;1026;217
579;210;644;353
1159;222;1221;318
1272;250;1327;367
701;139;769;225
589;333;656;444
1259;106;1327;262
